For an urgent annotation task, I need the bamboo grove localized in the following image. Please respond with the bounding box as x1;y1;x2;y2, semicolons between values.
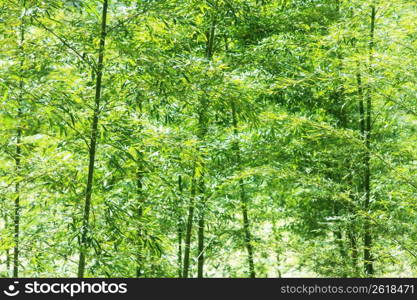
0;0;416;278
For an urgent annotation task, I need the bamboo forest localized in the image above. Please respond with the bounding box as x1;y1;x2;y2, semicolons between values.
0;0;416;279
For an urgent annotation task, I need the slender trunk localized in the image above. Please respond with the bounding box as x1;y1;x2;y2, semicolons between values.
14;119;21;278
356;69;371;276
182;168;196;278
197;177;205;278
78;0;109;278
356;71;366;137
363;5;376;276
13;182;20;278
177;225;183;278
239;180;255;278
347;182;359;274
13;2;26;277
231;102;256;278
355;6;376;276
196;19;216;278
177;175;183;278
5;215;10;275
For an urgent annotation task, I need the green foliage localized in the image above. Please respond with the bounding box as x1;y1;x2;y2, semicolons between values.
0;0;415;278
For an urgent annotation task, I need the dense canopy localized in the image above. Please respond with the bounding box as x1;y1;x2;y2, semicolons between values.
0;0;416;277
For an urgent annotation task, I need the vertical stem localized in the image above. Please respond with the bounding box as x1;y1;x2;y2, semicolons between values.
5;215;10;275
356;68;370;275
177;226;183;277
356;70;366;137
231;102;256;278
78;0;108;278
197;178;205;278
196;18;216;278
363;5;376;276
177;175;183;278
182;168;196;278
13;0;26;277
13;182;20;278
